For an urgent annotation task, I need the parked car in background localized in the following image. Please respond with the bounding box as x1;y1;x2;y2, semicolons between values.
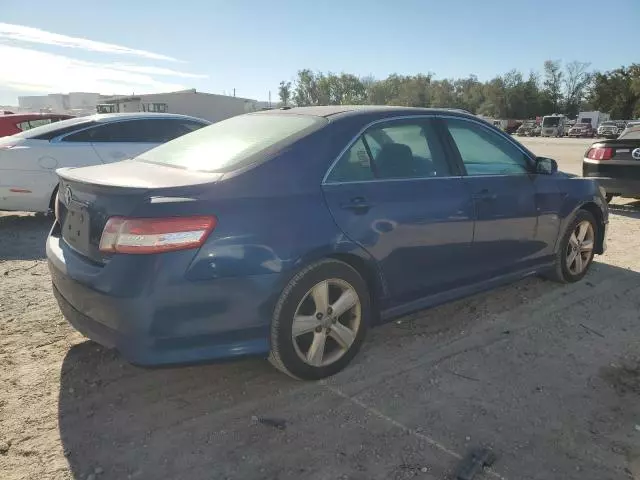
0;113;73;137
516;120;540;137
0;113;209;213
597;121;620;138
47;106;608;380
568;123;595;138
582;125;640;203
541;114;566;137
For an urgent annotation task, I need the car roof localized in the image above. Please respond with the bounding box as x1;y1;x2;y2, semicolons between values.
0;113;73;121
253;105;478;121
89;112;209;123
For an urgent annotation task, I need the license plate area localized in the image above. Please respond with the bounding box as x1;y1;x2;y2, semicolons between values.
62;205;91;253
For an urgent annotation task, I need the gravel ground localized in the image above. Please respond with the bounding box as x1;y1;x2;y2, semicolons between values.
1;138;639;480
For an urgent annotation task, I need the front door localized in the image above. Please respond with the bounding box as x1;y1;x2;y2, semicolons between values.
440;116;542;279
322;117;475;307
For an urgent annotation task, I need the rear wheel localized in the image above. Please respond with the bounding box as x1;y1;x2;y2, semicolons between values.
269;259;370;380
544;210;597;283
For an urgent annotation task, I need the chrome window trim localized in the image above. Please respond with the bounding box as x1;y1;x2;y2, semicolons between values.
323;175;465;186
321;113;537;185
52;116;207;144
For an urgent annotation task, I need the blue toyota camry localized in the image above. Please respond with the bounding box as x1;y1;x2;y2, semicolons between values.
47;106;608;380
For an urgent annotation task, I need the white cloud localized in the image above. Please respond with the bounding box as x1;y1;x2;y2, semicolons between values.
107;64;208;79
0;22;180;62
0;45;192;96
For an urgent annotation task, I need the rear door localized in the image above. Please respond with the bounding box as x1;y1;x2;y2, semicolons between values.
322;117;475;307
439;116;542;278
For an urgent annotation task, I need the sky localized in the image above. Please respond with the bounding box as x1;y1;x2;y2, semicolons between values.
0;0;638;105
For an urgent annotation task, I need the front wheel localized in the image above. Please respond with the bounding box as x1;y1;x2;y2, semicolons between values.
269;259;370;380
543;210;597;283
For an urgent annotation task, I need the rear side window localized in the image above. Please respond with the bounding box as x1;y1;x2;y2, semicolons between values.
136;114;326;172
16;117;94;140
326;119;451;183
64;120;145;143
17;118;54;131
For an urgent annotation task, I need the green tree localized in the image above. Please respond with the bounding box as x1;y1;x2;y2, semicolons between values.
278;81;292;106
589;65;640;119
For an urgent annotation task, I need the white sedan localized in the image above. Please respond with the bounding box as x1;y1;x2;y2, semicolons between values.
0;113;210;213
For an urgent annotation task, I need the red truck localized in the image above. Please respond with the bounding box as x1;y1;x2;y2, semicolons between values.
0;113;73;137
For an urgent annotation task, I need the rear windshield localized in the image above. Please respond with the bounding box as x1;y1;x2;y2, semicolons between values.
136;113;327;172
619;129;640;140
13;116;93;139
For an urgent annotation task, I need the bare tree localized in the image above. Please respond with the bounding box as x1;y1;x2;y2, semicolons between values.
543;60;564;112
564;61;592;116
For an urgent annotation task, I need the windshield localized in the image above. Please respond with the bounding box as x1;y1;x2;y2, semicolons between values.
137;113;327;172
619;129;640;139
12;116;92;139
601;122;615;126
542;117;560;127
575;123;590;128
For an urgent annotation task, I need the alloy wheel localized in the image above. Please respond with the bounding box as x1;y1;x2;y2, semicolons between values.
566;220;594;275
291;279;361;367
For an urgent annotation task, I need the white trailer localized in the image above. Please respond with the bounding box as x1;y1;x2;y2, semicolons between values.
576;111;610;130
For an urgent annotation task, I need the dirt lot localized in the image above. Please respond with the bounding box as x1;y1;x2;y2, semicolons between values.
1;138;640;480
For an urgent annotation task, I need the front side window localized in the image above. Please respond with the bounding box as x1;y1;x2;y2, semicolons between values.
444;118;531;176
326;120;452;182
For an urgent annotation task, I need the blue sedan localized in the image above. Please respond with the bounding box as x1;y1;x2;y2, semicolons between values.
47;106;608;380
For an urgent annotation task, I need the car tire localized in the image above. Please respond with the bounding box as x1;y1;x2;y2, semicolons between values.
269;259;370;380
543;209;598;284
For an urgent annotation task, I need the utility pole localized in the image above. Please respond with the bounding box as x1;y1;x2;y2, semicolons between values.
268;90;271;108
233;88;236;97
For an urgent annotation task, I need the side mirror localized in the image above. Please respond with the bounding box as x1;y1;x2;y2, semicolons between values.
536;157;558;175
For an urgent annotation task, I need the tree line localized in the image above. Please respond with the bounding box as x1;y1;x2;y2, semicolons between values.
278;61;640;120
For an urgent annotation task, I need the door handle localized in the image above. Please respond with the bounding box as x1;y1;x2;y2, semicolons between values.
340;196;372;214
472;189;497;201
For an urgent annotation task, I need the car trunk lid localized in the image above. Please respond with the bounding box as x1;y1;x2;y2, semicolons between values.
55;160;222;263
593;139;640;162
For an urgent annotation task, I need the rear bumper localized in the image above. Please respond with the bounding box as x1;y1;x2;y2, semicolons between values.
47;233;278;366
585;177;640;197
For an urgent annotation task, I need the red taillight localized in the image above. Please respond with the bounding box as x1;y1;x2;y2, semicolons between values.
99;216;217;254
586;147;613;160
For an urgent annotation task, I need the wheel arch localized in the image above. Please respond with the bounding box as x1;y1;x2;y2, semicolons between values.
48;184;59;211
578;201;605;254
289;247;387;324
328;252;385;324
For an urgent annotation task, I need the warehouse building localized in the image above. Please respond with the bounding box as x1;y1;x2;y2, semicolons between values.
97;89;259;123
